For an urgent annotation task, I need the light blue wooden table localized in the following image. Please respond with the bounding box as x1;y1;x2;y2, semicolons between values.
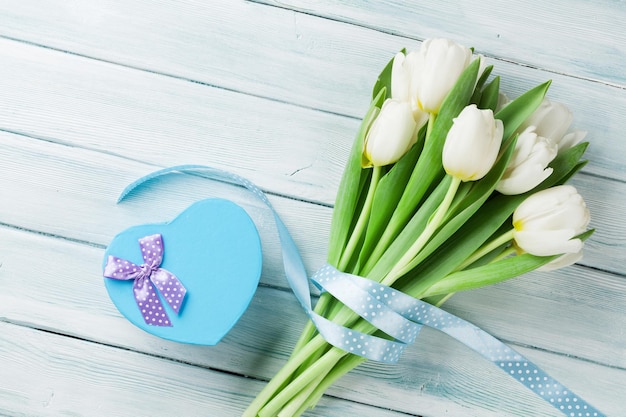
1;1;624;416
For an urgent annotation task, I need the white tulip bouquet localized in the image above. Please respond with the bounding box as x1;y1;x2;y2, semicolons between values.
243;38;592;416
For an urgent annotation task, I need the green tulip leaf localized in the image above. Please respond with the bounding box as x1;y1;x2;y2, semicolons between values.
470;64;494;105
546;142;589;185
479;76;500;112
420;253;556;297
477;64;494;90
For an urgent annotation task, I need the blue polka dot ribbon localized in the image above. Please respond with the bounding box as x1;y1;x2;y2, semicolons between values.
119;165;606;417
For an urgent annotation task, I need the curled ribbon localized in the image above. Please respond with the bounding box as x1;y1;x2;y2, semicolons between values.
103;233;187;327
118;165;606;417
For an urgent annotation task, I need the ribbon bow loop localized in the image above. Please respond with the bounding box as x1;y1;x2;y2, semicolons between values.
104;233;187;326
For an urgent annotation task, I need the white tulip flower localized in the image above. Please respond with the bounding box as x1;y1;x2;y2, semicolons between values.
496;127;558;195
442;104;503;181
415;38;473;114
391;51;418;103
362;99;418;167
520;97;586;154
557;130;587;152
513;185;590;256
521;98;572;141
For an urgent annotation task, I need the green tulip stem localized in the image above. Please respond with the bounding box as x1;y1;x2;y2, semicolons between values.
435;292;455;306
491;245;517;263
290;354;368;416
426;112;437;143
242;335;328;417
258;348;346;417
455;228;515;271
276;373;326;417
383;175;462;286
337;165;382;271
289;293;332;360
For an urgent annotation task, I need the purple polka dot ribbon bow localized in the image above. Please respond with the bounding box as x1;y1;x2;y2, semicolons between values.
103;234;187;327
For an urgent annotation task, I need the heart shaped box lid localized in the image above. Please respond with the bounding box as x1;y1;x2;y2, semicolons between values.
103;198;262;345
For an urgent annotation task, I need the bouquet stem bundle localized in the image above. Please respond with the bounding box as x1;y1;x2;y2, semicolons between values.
244;38;592;417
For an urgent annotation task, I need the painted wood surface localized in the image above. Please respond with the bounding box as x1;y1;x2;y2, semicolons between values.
0;1;624;416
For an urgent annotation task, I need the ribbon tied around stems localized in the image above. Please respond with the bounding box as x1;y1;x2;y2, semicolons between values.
118;165;606;417
104;233;187;327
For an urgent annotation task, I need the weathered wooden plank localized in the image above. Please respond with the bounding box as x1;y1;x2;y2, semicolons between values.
251;0;626;87
0;13;625;186
0;322;413;417
0;226;623;416
0;0;398;118
0;37;354;206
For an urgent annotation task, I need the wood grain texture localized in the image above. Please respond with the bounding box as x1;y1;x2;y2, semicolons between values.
0;0;624;416
251;0;626;87
0;322;414;417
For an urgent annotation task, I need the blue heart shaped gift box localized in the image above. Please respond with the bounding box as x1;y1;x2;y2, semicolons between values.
103;198;262;345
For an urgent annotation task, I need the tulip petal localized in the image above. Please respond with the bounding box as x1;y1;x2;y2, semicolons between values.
514;230;582;256
497;166;553;195
538;250;583;271
558;130;587;153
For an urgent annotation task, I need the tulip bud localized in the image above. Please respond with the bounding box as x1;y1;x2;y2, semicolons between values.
442;104;503;181
415;38;473;114
362;99;418;167
496;127;557;195
513;185;590;257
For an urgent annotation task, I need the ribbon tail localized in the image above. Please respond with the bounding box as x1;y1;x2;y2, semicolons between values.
133;277;173;327
103;255;141;280
118;165;236;203
150;268;187;314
